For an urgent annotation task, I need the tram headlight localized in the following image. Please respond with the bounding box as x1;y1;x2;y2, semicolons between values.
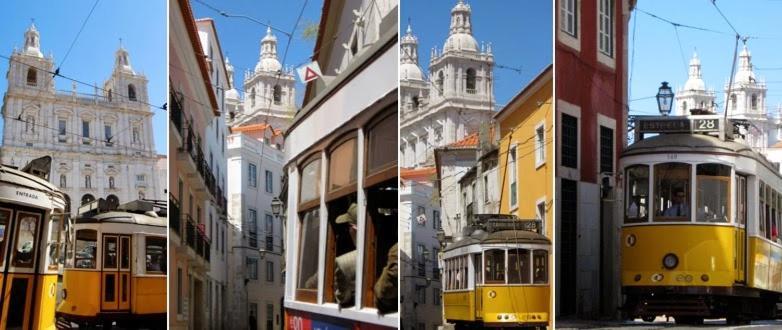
662;253;678;269
488;290;497;298
625;234;637;247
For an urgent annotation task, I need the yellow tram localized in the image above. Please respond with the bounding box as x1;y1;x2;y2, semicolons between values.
622;115;782;324
56;199;166;329
442;216;550;329
0;157;69;330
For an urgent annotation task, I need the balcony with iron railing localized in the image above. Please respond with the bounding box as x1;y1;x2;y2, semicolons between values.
170;197;181;236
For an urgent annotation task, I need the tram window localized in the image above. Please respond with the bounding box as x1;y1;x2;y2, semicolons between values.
12;212;39;268
508;249;531;284
533;250;548;284
695;164;731;223
104;236;118;269
296;209;319;302
365;179;398;310
0;209;10;267
474;254;482;285
625;165;649;223
484;249;506;284
47;215;65;271
300;158;321;206
328;138;357;193
325;195;358;307
653;163;691;222
736;175;747;226
74;229;97;269
766;185;773;240
146;236;166;273
760;182;767;237
366;111;397;178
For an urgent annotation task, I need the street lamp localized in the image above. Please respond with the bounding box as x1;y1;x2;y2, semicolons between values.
271;197;283;217
656;81;674;116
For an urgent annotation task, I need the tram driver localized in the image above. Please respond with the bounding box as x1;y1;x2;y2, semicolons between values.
662;189;689;218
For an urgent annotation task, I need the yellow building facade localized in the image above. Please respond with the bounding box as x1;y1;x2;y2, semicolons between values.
495;65;554;238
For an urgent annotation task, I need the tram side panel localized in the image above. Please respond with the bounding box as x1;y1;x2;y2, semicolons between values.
622;225;737;288
748;237;782;293
443;291;476;322
59;270;102;317
478;285;550;324
32;273;59;330
131;276;166;315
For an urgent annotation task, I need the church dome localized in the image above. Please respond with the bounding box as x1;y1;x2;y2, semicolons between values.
255;57;282;73
684;77;705;91
443;33;479;52
400;62;423;81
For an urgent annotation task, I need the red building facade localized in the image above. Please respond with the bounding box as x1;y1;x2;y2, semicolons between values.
555;0;635;319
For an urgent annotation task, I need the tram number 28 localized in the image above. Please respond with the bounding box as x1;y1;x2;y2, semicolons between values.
694;119;718;132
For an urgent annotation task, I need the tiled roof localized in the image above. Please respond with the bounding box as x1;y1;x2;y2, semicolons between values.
400;167;437;180
448;132;479;148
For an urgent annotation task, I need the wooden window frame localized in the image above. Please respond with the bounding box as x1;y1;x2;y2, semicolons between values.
298;154;322;211
294;207;319;303
326;132;359;202
364;111;397;188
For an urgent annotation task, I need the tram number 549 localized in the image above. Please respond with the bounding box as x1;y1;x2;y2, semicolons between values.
694;119;718;132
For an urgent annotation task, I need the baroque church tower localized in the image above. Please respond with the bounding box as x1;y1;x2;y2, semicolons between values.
725;43;772;151
675;52;716;115
400;0;495;168
239;27;296;131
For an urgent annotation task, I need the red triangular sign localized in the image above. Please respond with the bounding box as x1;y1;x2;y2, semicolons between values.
304;67;319;81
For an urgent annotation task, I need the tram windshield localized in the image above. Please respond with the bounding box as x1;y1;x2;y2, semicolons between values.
654;163;691;222
484;249;505;284
74;229;97;269
508;249;531;284
625;165;649;223
696;164;731;223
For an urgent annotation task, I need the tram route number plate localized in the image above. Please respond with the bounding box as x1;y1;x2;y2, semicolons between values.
693;119;719;132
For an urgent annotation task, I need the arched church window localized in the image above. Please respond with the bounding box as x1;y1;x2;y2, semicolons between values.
682;101;687;113
437;71;444;96
730;94;737;110
412;96;420;111
751;94;758;110
85;175;91;189
108;89;113;102
251;88;256;107
109;176;115;189
81;194;95;206
60;174;67;188
138;191;145;200
273;85;282;105
465;68;476;93
26;68;36;86
128;84;137;101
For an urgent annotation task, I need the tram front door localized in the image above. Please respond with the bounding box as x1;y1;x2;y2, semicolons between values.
0;208;43;330
101;234;131;311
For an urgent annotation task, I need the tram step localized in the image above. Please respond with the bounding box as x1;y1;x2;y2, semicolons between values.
639;298;710;316
55;318;73;330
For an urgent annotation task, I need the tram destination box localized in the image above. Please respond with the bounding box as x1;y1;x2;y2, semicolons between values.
635;116;730;140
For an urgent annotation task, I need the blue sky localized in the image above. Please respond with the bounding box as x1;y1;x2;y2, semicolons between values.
191;0;324;108
629;0;782;117
0;1;167;154
402;0;553;108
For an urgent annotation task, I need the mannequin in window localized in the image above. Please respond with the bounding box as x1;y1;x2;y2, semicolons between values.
333;203;358;307
663;189;689;217
374;242;397;314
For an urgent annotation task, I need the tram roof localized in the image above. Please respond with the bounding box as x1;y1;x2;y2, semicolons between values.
0;165;67;210
623;133;777;170
444;229;551;252
75;210;166;228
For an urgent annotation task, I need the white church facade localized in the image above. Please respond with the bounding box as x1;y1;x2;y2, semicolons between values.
1;23;164;211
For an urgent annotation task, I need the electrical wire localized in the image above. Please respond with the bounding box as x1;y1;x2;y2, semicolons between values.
58;0;102;71
0;53;167;111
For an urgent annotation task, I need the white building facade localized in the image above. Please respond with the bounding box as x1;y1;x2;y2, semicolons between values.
195;19;231;330
226;127;286;330
1;23;164;211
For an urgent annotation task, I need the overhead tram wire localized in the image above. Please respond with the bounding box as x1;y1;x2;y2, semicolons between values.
57;0;101;73
709;0;743;120
0;54;167;112
192;0;291;38
635;7;729;35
